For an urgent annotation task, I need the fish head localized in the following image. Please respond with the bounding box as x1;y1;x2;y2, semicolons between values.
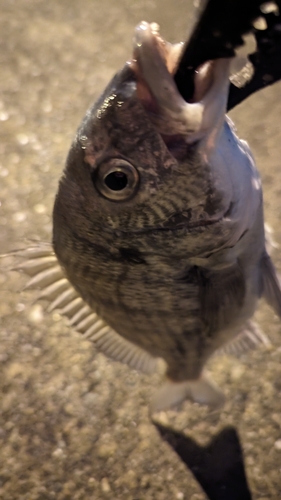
54;22;260;261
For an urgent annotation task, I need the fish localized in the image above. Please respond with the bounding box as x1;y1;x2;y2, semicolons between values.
12;20;281;412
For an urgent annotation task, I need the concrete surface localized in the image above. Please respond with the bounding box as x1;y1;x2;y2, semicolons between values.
1;0;281;499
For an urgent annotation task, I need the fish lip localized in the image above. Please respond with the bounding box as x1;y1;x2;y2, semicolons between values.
131;21;231;142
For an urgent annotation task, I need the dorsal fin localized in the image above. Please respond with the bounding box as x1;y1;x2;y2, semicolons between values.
10;242;157;375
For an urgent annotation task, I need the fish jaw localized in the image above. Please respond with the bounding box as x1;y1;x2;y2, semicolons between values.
132;21;231;144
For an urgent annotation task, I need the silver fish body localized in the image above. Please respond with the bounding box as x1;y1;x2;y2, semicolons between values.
19;23;281;410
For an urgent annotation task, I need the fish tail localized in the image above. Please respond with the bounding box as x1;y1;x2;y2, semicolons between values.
151;372;225;413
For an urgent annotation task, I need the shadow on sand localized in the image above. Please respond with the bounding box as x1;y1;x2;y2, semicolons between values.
153;423;252;500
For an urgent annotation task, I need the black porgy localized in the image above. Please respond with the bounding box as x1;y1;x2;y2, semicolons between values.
19;22;281;411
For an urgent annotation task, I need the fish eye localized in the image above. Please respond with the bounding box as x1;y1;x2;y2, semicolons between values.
94;158;139;201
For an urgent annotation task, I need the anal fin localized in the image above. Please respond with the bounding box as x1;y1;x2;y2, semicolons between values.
214;320;271;358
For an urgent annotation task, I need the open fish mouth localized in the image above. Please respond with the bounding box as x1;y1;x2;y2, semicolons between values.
131;21;231;143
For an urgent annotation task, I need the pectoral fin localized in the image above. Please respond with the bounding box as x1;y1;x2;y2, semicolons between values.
261;253;281;318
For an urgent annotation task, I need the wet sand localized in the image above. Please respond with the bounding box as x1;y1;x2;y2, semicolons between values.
1;1;281;499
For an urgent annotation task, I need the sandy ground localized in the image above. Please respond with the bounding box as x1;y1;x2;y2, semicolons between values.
1;0;281;499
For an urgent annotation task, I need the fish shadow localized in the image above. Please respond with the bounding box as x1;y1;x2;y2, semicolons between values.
153;422;252;500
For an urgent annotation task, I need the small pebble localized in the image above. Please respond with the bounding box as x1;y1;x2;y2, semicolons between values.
6;362;24;378
230;364;245;381
16;133;29;145
83;392;98;407
42;101;53;113
252;16;267;30
260;2;279;14
52;448;64;458
0;167;9;177
88;477;97;486
153;411;169;425
32;347;42;357
28;304;44;324
15;303;25;312
0;111;9;121
176;492;184;500
12;211;26;222
274;439;281;450
100;477;111;493
52;312;61;322
33;203;46;214
97;442;117;458
116;470;138;489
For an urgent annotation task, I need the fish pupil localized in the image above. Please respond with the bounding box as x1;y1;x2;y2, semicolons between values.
104;171;128;191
